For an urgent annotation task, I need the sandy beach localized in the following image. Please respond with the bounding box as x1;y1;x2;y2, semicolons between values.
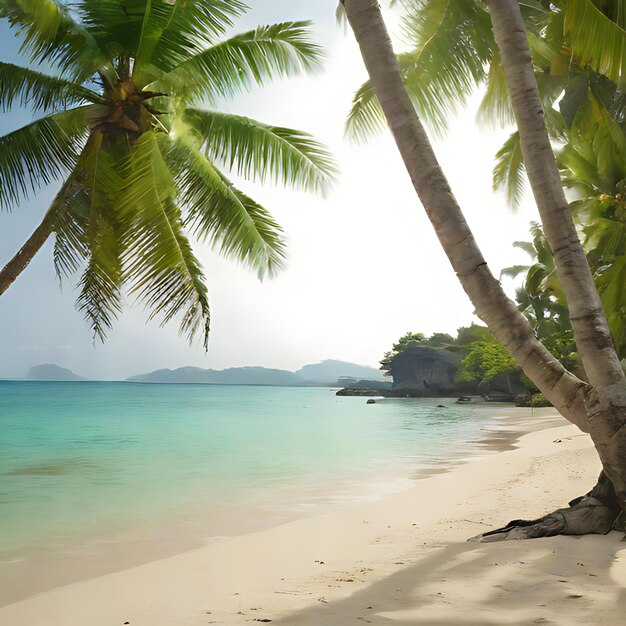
2;410;625;626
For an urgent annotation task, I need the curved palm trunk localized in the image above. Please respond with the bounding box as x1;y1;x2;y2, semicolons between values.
485;0;625;391
484;0;626;515
0;211;55;295
341;0;624;537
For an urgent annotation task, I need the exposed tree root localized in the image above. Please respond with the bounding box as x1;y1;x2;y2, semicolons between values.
469;472;623;542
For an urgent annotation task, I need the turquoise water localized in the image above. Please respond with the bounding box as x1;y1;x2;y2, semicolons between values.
0;382;504;557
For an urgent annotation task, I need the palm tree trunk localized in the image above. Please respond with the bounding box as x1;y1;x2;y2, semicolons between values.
484;0;626;517
484;0;625;392
0;211;55;295
341;0;623;537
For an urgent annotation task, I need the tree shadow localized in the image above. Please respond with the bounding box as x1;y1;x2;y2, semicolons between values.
271;532;626;625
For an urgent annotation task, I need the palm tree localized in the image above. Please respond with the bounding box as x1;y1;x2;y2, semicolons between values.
0;0;336;347
340;0;626;539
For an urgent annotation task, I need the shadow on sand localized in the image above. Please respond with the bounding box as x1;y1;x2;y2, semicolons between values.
271;533;626;625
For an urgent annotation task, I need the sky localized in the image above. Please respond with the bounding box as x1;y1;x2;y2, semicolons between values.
0;1;542;380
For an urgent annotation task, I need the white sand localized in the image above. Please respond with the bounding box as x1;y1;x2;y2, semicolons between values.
2;413;626;625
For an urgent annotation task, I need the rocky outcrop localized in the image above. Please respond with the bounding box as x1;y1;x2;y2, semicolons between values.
386;347;526;399
388;347;474;396
336;388;381;396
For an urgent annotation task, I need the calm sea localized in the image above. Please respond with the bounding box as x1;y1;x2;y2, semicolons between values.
0;381;515;570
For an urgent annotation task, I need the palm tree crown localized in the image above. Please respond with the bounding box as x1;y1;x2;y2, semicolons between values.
0;0;336;347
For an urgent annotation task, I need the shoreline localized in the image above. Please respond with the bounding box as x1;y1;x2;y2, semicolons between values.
0;406;561;607
3;410;623;625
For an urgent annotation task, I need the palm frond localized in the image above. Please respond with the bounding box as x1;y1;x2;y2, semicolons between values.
155;22;323;103
513;240;538;259
345;78;388;143
118;132;211;348
0;62;101;113
400;0;494;131
0;0;113;80
75;134;125;342
52;184;90;280
182;109;337;195
0;105;91;210
563;0;626;87
346;0;494;142
492;131;526;209
134;0;246;80
163;130;286;278
499;264;531;280
595;256;626;358
477;55;515;128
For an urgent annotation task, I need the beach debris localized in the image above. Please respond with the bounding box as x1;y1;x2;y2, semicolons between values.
568;594;584;599
553;439;562;443
366;399;376;404
314;560;325;564
253;620;272;623
318;597;328;603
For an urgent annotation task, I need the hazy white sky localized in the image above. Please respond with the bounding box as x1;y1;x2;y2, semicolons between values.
0;1;540;380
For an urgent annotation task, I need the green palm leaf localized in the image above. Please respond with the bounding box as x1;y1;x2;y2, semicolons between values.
563;0;626;87
0;0;113;80
119;132;211;348
345;78;388;142
0;105;91;209
499;264;531;280
347;0;494;141
0;62;101;113
492;131;526;209
477;55;515;128
156;22;322;103
164;130;286;278
182;109;337;195
400;0;494;126
52;183;90;280
133;0;245;80
75;134;125;341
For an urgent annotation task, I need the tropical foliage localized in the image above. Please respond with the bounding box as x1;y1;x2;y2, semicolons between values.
0;0;336;346
455;341;518;387
380;325;494;370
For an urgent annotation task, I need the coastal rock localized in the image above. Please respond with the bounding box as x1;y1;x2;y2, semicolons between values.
336;388;380;397
387;347;469;397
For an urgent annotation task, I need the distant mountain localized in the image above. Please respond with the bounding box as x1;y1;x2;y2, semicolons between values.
26;364;84;381
129;366;304;386
295;359;385;384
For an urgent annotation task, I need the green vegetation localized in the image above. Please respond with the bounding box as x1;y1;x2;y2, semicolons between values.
0;0;336;346
455;341;518;389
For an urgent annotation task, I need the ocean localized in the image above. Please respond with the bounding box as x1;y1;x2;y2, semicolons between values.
0;381;521;600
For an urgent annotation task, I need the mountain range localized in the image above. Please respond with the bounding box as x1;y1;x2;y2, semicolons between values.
22;360;385;385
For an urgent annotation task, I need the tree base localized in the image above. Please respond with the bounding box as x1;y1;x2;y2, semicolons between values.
470;472;623;542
